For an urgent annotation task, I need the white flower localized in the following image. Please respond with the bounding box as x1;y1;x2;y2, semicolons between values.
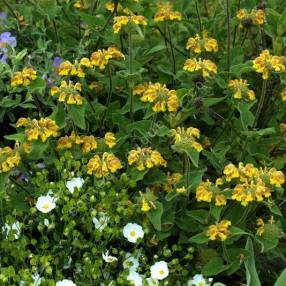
32;273;42;286
150;261;169;280
92;213;109;232
188;274;213;286
123;253;139;271
146;278;159;286
66;177;84;194
2;221;21;240
123;223;144;243
56;279;77;286
36;195;56;213
102;250;118;263
127;271;143;286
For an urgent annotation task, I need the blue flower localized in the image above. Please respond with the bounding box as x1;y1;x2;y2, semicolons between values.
0;32;17;63
53;56;63;68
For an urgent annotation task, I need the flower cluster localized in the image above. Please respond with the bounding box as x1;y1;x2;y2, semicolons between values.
113;15;148;33
253;50;285;80
133;82;179;112
207;220;231;241
186;31;218;54
196;180;226;206
57;132;97;153
223;163;285;206
154;2;182;22
171;126;203;152
51;80;83;105
16;117;60;142
86;152;122;177
10;67;37;87
237;8;266;28
58;60;85;78
228;79;256;101
0;146;21;173
128;147;167;171
183;58;217;78
57;132;116;153
90;47;124;69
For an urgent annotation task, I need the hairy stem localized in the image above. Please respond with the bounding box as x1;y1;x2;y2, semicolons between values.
226;0;231;78
167;25;176;78
195;1;203;34
128;31;134;119
254;79;268;128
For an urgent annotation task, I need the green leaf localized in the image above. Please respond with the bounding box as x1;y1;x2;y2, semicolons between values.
244;238;261;286
28;77;46;93
189;232;208;244
67;105;86;130
27;141;49;160
0;172;9;192
202;257;229;276
147;202;163;231
4;133;26;142
237;102;255;130
274;269;286;286
187;210;209;224
144;44;166;56
256;236;279;253
50;103;66;128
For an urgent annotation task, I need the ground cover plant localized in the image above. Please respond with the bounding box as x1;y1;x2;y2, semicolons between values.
1;0;286;285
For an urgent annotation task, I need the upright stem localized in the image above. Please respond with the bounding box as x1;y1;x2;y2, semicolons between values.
195;1;203;34
232;0;241;46
183;154;190;187
254;79;268;128
106;66;113;106
167;25;176;78
128;31;134;119
226;0;231;78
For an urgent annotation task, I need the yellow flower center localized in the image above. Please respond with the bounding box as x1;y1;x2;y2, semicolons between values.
130;230;137;237
159;270;165;276
42;203;50;210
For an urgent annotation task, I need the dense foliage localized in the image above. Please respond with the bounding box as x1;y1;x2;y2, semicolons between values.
1;0;286;285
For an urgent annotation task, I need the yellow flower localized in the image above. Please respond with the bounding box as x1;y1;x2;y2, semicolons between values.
223;163;239;182
90;47;124;69
183;58;217;78
207;220;231;241
0;147;21;173
16;117;60;142
171;127;203;152
51;81;83;105
104;132;116;148
196;181;212;202
58;61;85;78
154;2;182;22
87;152;122;177
141;198;151;212
253;50;285;80
113;15;147;33
256;218;265;236
280;123;286;136
128;147;167;171
74;0;87;10
133;82;179;113
196;180;227;206
281;88;286;101
268;168;285;187
57;132;97;154
11;68;37;87
228;79;256;101
236;9;265;27
176;187;186;193
186;31;218;54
